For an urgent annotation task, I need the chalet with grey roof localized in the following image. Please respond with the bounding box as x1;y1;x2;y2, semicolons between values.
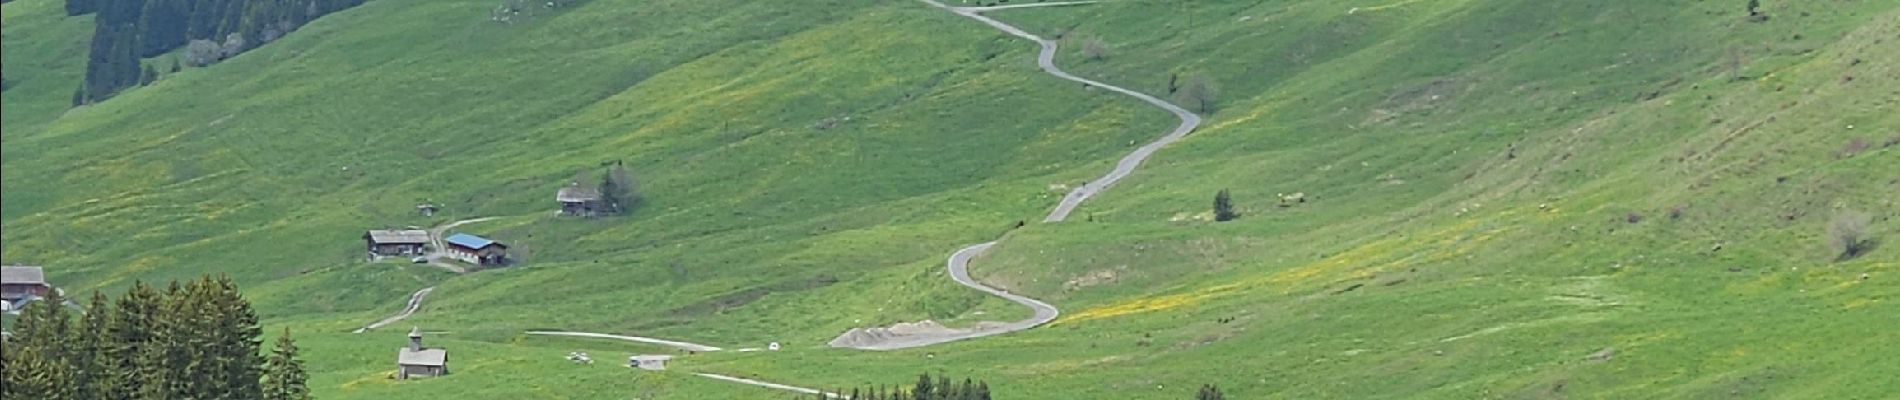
364;229;431;257
1;266;53;304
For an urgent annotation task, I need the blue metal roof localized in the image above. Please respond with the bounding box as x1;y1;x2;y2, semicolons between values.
445;233;499;249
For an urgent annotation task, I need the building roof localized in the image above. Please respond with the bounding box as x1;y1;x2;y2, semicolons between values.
1;266;46;285
444;233;503;250
556;185;602;203
398;348;448;366
365;230;431;244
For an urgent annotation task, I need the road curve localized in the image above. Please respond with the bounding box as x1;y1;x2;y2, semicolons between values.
525;331;725;353
835;0;1200;350
355;287;434;333
927;0;1204;223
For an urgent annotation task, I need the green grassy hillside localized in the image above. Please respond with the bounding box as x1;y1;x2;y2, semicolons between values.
4;0;1895;398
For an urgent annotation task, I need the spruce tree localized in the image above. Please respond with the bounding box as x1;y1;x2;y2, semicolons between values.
107;281;162;399
7;291;76;400
263;328;311;400
1213;189;1238;222
140;63;159;86
1196;384;1225;400
72;291;115;400
599;161;639;214
213;275;265;399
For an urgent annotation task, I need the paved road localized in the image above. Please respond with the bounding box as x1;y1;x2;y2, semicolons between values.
831;0;1201;351
354;287;434;333
525;331;725;353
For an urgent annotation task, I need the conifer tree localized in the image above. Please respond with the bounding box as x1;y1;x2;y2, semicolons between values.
1213;189;1238;222
72;291;115;400
213;275;265;399
263;328;311;400
107;281;162;399
1196;384;1225;400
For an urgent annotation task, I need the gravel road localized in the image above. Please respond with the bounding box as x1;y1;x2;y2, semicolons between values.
354;287;434;333
828;0;1201;351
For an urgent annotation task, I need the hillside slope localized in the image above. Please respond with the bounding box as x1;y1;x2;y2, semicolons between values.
4;0;1895;398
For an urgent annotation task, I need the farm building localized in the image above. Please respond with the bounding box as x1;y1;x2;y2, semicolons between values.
2;266;53;304
364;229;431;257
443;233;508;266
396;327;449;379
556;184;603;216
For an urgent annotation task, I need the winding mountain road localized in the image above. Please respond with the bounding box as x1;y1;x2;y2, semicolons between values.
831;0;1202;351
513;0;1200;395
354;287;434;333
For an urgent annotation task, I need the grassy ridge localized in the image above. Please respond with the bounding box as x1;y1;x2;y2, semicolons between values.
3;0;1896;398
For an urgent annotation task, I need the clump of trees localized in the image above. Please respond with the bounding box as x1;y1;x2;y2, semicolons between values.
70;0;369;103
1213;189;1238;222
1829;210;1874;261
816;373;993;400
0;275;309;400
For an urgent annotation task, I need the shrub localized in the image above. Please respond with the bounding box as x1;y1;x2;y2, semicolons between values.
1829;210;1873;261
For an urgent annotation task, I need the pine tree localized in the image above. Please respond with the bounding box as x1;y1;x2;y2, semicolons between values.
140;63;159;85
7;290;76;400
1196;384;1225;400
107;281;162;399
599;161;639;214
1213;189;1238;222
213;275;265;399
72;292;115;400
913;374;935;400
262;328;311;400
71;84;87;106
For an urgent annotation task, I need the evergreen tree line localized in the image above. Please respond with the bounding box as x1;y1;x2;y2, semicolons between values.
0;275;311;400
68;0;368;103
813;373;994;400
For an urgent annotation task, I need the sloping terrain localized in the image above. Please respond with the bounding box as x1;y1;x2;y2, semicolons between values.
3;0;1895;398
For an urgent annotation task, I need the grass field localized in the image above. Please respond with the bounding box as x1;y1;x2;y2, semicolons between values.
4;0;1896;398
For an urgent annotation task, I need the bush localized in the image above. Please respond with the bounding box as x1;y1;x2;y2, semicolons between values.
1829;210;1873;261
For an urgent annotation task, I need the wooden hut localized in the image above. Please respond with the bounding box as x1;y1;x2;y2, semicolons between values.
1;266;53;305
556;184;603;216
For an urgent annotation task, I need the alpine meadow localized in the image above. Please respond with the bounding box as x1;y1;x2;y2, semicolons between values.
2;0;1896;398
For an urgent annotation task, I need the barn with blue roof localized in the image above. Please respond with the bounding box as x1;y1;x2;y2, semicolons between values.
443;233;508;266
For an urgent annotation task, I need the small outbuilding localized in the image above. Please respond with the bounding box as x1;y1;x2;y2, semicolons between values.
444;233;508;266
556;184;604;217
364;230;432;257
397;327;449;380
1;266;53;303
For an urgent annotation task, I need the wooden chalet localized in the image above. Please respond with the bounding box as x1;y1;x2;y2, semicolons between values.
364;229;431;257
1;266;53;304
443;233;508;266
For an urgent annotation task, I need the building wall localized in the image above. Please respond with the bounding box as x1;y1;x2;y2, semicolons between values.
0;284;50;301
370;243;426;256
399;365;443;379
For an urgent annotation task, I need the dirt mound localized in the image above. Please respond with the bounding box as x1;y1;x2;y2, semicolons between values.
827;320;973;348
